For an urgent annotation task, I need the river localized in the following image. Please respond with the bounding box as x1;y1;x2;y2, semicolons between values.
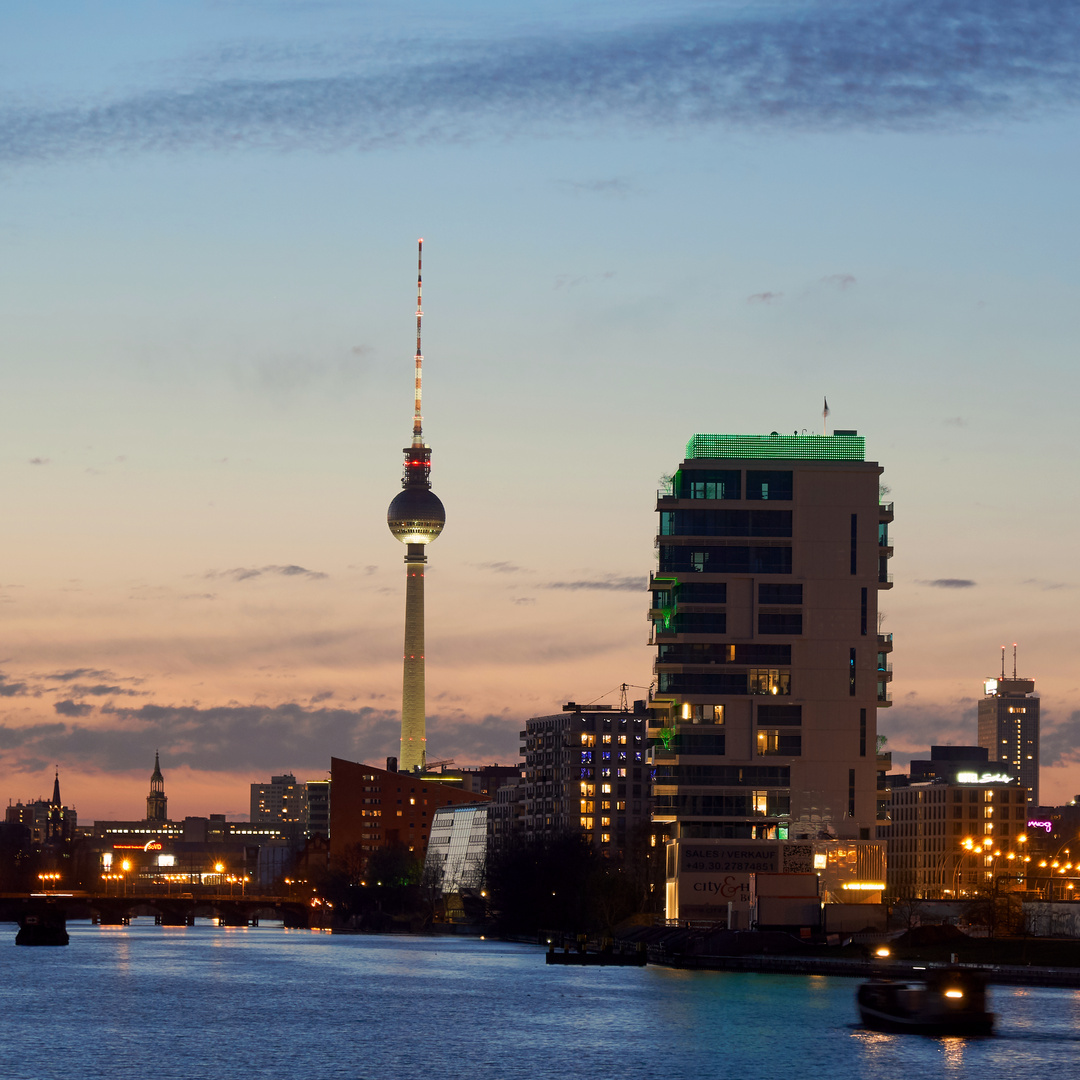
3;922;1079;1079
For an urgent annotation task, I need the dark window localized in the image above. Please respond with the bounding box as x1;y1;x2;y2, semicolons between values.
746;471;793;501
657;643;791;664
677;582;727;603
860;587;868;636
653;764;790;786
659;509;792;538
850;514;858;574
860;708;867;757
678;469;741;500
757;705;802;725
759;583;802;605
849;768;856;817
849;648;857;696
657;672;748;695
671;612;727;634
659;546;792;575
757;729;802;756
653;791;791;817
671;731;726;755
758;613;802;635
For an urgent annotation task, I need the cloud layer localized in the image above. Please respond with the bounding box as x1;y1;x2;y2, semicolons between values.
3;1;1080;166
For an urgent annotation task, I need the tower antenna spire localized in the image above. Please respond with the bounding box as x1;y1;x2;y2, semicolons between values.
413;238;424;448
1001;645;1006;679
1013;642;1018;679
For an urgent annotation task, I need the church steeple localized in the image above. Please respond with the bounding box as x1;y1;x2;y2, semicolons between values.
51;769;61;807
146;751;168;822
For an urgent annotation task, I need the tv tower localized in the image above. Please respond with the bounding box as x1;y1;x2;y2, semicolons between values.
387;239;445;772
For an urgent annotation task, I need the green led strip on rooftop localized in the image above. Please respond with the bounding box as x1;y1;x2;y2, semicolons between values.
686;433;865;461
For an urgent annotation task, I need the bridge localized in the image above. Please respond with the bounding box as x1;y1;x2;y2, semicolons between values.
0;891;325;940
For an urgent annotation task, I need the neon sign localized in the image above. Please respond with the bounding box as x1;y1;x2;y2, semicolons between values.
143;841;163;851
1028;820;1053;833
956;772;1014;784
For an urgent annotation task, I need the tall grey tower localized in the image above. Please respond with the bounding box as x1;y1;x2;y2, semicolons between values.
387;240;445;773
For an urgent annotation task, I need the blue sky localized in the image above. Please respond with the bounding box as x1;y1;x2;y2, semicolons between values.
2;0;1079;816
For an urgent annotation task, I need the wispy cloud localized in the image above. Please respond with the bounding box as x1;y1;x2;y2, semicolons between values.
0;671;30;697
821;274;856;290
3;1;1079;166
555;177;639;197
544;575;642;592
747;291;782;304
206;564;328;582
920;578;977;588
1042;711;1080;767
473;561;528;574
28;457;51;465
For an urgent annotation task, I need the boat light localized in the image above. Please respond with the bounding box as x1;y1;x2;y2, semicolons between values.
945;990;964;999
874;947;891;958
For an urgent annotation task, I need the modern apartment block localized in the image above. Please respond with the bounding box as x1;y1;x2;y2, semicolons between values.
521;701;652;857
648;432;893;844
978;664;1040;805
250;774;331;837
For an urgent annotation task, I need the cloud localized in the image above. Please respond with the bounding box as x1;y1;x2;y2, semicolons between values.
1022;578;1076;591
747;292;782;304
46;668;117;682
0;672;30;697
920;578;977;588
474;561;528;574
207;564;328;582
0;700;520;774
821;274;856;289
544;575;642;592
511;597;536;606
1042;712;1080;767
28;457;51;465
943;416;967;427
555;177;638;197
4;1;1080;167
54;700;93;717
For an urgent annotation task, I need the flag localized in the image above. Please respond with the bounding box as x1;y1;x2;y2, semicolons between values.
823;396;830;420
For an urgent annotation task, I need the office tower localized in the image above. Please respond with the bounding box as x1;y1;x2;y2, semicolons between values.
978;648;1040;804
649;431;893;843
387;240;445;772
146;752;168;822
521;701;652;856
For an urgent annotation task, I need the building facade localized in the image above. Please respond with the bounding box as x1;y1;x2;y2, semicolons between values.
886;778;1029;898
424;803;489;894
978;669;1040;805
649;432;892;844
521;702;652;857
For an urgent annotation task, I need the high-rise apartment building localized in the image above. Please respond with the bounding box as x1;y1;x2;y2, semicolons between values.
649;431;893;843
521;702;652;857
978;656;1040;804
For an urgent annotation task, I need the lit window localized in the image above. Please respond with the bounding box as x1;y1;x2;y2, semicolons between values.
601;817;612;827
580;816;594;829
618;735;627;745
602;734;612;745
749;669;791;696
600;833;611;844
602;783;612;794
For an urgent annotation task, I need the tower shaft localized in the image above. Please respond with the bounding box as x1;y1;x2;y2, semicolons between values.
400;545;427;771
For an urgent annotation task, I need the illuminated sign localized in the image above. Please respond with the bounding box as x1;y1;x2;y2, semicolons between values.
143;841;163;852
842;882;886;891
956;772;1014;784
1028;819;1053;833
984;679;998;694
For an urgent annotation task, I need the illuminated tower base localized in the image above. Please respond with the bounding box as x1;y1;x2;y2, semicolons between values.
400;544;428;772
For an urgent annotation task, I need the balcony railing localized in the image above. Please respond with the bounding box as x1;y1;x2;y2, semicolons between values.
877;632;893;650
879;502;894;515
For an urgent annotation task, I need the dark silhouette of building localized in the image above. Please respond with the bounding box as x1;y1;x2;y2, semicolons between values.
146;752;168;822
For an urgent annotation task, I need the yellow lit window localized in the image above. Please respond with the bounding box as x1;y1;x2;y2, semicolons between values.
600;833;611;844
602;734;612;744
580;800;594;814
601;800;611;810
619;735;627;745
617;801;626;811
602;783;612;794
601;817;612;827
580;816;594;829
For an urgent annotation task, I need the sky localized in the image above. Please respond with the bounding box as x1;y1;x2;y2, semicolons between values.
2;0;1080;820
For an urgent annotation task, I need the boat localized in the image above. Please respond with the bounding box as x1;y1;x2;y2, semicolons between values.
16;912;70;947
856;967;994;1035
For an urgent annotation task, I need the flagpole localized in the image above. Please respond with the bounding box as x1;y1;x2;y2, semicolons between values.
822;396;830;436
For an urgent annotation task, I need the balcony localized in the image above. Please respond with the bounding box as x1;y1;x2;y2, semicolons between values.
877;632;893;653
877;687;893;707
879;502;894;521
877;573;894;589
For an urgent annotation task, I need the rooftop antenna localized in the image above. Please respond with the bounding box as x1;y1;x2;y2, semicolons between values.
413;238;424;449
1013;642;1018;679
1000;646;1006;679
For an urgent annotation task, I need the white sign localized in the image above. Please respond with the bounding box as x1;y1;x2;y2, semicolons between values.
956;771;1013;784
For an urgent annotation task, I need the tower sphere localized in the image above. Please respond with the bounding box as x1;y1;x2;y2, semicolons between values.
387;487;445;545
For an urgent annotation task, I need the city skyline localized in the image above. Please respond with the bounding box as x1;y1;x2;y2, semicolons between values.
2;1;1080;818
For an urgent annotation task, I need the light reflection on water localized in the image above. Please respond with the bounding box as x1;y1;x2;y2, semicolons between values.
1;921;1078;1079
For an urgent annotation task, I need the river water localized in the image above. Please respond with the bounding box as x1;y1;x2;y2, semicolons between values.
3;921;1080;1079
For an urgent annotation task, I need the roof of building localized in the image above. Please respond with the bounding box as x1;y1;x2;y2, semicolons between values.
685;432;865;461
